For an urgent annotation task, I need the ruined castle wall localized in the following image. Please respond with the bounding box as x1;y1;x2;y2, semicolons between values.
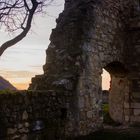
120;0;140;124
76;0;133;134
125;17;140;124
0;90;72;140
0;0;140;139
29;0;138;137
109;75;130;123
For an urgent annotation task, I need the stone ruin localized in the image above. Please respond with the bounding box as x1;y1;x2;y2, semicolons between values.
0;0;140;139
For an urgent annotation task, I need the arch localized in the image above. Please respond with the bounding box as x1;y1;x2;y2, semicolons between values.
103;61;130;123
104;61;128;76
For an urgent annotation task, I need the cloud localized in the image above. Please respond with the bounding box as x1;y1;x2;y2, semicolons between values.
0;70;39;79
30;65;42;68
13;83;30;90
0;70;39;90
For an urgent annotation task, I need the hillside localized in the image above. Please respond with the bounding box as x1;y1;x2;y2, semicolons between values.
0;76;17;90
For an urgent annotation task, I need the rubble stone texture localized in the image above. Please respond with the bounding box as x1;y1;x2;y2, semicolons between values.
30;0;140;135
0;0;140;139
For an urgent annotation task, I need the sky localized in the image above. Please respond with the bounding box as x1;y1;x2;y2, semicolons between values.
0;0;110;90
102;69;110;90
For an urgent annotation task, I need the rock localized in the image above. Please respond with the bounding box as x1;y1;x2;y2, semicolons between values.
7;128;17;135
22;111;28;120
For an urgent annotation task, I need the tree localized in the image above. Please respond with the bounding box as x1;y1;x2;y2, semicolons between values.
0;0;53;56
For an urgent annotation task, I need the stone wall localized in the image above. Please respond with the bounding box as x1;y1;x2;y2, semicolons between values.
0;0;140;139
109;75;129;123
0;90;73;140
76;0;130;131
28;0;140;137
122;0;140;124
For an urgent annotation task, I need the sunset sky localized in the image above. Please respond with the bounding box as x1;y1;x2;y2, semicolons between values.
0;0;110;90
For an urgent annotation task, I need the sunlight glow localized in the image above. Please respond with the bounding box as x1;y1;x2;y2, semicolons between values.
102;69;111;90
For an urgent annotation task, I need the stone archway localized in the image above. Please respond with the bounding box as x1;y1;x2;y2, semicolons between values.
104;61;130;124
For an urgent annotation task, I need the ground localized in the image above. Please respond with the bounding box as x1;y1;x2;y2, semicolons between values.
70;126;140;140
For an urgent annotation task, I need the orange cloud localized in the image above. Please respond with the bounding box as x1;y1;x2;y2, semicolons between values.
0;70;38;90
13;83;29;90
0;70;39;78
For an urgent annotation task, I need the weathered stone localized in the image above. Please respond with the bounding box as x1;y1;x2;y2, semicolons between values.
7;128;17;135
22;111;28;120
19;128;29;133
87;111;93;119
134;109;140;116
0;0;140;139
125;116;129;122
79;97;85;109
52;79;73;90
11;134;20;140
131;103;140;109
21;135;28;140
24;122;29;128
131;116;140;123
124;102;129;109
18;124;23;129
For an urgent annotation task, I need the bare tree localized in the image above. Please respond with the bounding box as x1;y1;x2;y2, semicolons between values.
0;0;53;56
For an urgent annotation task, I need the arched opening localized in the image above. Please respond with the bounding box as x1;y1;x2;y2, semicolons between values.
101;69;110;110
102;61;129;125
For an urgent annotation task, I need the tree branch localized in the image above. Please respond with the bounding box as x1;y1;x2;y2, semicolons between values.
0;0;54;56
0;0;38;56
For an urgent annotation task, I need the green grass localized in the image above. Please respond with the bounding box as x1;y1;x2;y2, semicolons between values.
0;89;16;94
103;104;109;112
102;104;121;126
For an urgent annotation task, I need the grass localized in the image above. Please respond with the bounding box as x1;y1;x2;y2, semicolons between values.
0;89;16;94
102;104;121;126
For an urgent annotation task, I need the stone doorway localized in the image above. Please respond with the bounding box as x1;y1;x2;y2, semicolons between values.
103;61;129;124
